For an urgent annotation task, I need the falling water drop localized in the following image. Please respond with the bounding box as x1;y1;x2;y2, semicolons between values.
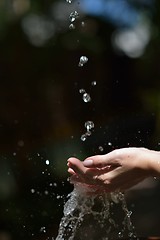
31;189;35;194
78;56;88;67
98;146;104;152
85;121;94;130
86;130;91;136
40;226;46;233
91;81;97;86
69;11;79;23
79;88;85;94
81;134;87;141
81;21;85;27
45;160;50;165
83;93;91;102
69;23;75;30
118;231;123;238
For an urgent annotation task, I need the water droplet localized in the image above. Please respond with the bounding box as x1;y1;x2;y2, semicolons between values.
81;21;85;27
118;231;123;238
57;195;61;199
83;93;91;102
127;211;132;217
86;130;91;136
108;142;112;146
85;121;94;130
69;11;79;23
31;189;35;193
128;232;134;237
44;190;49;195
78;56;88;67
91;81;97;86
79;88;85;94
40;226;46;233
99;146;104;152
13;152;17;156
45;160;50;165
66;0;72;3
81;134;87;141
69;23;75;30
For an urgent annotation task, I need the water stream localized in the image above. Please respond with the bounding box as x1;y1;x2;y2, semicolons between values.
56;2;138;239
56;184;137;240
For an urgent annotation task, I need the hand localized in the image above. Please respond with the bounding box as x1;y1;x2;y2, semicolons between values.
67;147;159;192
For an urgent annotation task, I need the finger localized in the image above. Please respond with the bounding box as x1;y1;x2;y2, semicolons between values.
67;157;88;175
83;151;121;168
68;168;76;175
69;175;111;194
68;162;113;183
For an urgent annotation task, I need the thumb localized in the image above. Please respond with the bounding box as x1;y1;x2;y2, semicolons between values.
83;151;120;168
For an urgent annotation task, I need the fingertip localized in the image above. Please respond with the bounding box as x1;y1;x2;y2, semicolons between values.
83;159;93;167
67;157;80;163
68;168;76;175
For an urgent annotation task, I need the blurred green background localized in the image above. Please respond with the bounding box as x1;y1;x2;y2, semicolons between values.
0;0;160;239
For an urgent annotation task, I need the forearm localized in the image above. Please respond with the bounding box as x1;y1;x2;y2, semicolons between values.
146;149;160;177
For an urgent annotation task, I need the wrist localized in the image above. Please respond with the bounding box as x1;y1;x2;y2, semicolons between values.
146;149;160;177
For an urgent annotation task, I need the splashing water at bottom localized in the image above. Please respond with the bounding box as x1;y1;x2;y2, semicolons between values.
56;184;137;240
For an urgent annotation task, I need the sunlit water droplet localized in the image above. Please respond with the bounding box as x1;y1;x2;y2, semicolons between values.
31;189;35;194
99;146;104;152
85;130;91;136
69;23;75;30
79;88;85;94
118;231;123;238
81;134;87;141
91;81;97;86
69;11;79;23
40;226;46;233
83;92;91;102
85;121;94;130
45;160;50;165
81;21;85;27
56;187;137;240
78;56;88;67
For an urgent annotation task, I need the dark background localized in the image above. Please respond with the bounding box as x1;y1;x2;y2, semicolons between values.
0;0;160;239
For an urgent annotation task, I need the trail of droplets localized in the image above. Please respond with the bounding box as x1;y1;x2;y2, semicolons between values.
79;84;97;141
56;185;137;240
81;121;94;141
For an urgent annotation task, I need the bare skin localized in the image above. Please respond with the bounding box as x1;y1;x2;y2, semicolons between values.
67;147;160;193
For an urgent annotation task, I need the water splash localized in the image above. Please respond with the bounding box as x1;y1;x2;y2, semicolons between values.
56;185;137;240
